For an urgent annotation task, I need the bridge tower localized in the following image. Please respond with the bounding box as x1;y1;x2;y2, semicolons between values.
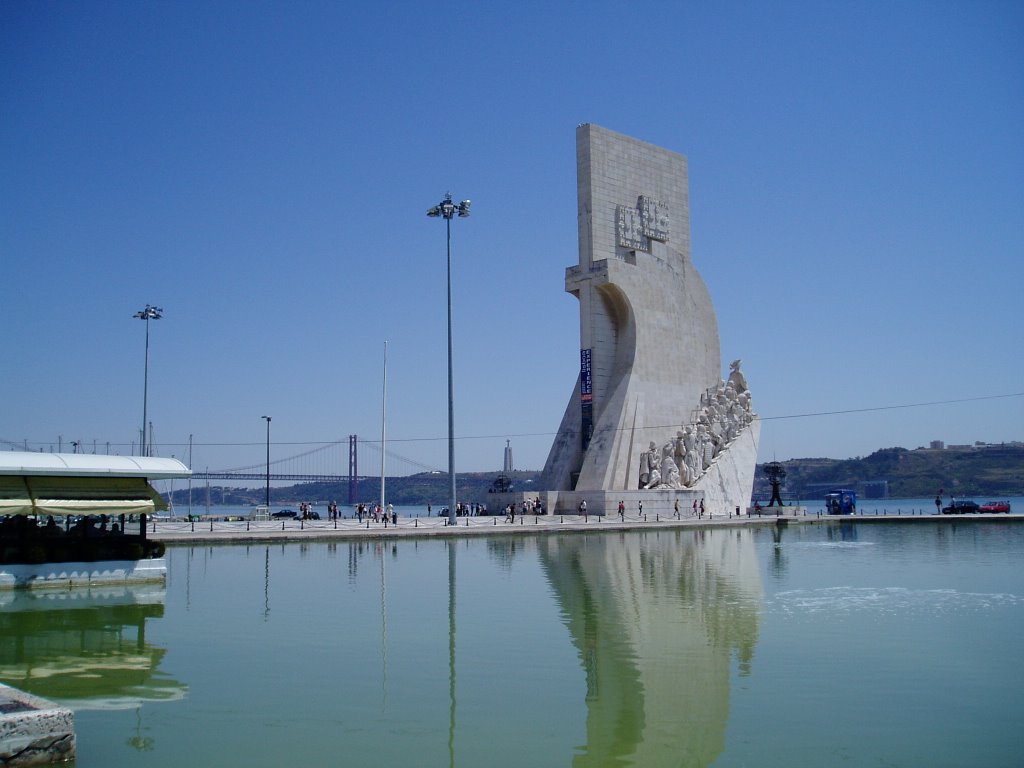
348;435;358;505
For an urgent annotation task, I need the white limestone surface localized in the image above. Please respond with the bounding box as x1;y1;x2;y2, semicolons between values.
542;125;755;501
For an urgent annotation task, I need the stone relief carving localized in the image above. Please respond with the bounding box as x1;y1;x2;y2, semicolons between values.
616;205;646;250
639;361;755;490
617;195;670;251
640;196;670;241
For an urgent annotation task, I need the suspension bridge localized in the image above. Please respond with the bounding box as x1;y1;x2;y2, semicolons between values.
190;436;443;483
2;436;444;485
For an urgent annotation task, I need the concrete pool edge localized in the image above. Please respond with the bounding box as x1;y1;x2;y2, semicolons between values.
150;513;1024;547
0;684;75;766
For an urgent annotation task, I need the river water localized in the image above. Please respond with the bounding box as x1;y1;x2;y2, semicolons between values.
2;516;1022;767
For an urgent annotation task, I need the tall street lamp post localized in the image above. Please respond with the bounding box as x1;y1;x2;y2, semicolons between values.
133;305;163;457
262;416;272;508
427;193;471;527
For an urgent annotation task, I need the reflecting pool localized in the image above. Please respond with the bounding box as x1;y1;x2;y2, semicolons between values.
2;520;1022;767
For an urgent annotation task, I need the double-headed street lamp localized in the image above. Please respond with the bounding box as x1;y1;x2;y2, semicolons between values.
262;416;272;508
133;305;163;457
427;193;471;527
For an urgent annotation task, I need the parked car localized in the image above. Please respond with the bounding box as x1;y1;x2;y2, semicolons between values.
979;500;1011;513
272;509;297;519
942;500;980;514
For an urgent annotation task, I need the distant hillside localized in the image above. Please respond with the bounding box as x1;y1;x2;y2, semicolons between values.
757;444;1024;500
170;444;1023;507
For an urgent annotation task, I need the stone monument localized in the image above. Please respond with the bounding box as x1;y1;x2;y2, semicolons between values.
537;124;760;515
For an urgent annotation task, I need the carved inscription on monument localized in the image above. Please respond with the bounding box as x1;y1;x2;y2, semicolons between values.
640;196;669;241
616;205;646;250
617;196;670;251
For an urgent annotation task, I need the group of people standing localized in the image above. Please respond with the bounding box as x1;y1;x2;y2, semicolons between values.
355;503;397;524
611;497;706;520
504;498;544;522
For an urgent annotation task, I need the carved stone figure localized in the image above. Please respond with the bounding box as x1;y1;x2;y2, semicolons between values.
728;359;748;394
657;442;682;489
638;442;655;488
639;441;662;489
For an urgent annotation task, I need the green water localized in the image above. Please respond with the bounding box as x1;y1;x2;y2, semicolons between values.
2;521;1022;767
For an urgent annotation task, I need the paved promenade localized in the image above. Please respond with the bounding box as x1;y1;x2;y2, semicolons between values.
152;512;779;544
148;510;1021;546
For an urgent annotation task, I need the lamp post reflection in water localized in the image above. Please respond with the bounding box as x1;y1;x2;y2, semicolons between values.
381;541;388;712
448;539;457;768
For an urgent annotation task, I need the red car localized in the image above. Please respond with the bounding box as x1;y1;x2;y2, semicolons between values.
979;501;1011;513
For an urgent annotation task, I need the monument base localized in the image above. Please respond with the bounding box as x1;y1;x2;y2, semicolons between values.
748;506;808;517
522;418;760;518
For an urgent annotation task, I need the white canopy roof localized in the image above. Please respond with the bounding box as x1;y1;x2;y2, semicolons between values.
0;452;191;480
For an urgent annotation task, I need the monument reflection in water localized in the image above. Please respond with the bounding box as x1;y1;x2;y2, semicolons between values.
5;522;1022;766
539;530;761;766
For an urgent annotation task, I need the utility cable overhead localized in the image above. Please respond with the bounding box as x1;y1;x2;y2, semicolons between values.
5;390;1021;454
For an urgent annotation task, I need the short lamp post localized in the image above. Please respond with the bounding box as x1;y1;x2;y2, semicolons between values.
262;416;272;508
427;193;470;528
133;305;163;457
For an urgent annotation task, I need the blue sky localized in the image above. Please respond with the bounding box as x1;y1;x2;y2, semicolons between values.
2;1;1022;476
